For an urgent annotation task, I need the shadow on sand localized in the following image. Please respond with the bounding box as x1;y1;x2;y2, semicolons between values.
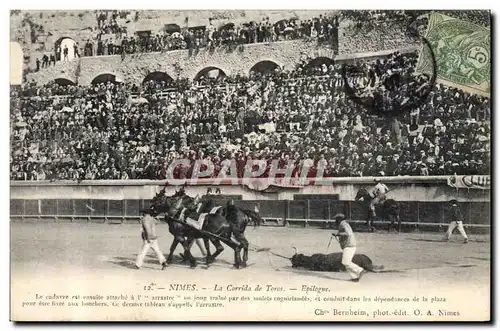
407;238;447;243
466;256;490;261
276;266;354;282
110;254;239;270
408;238;489;244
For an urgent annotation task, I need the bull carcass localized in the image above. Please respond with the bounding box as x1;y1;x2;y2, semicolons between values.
290;247;383;272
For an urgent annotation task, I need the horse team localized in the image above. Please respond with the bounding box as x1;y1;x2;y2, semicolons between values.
144;182;401;270
148;185;263;269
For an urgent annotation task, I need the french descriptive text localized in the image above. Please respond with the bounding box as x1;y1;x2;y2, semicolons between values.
19;283;459;319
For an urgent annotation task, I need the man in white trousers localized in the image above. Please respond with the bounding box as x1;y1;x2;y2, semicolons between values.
443;199;469;244
188;239;207;257
333;214;367;282
135;208;167;270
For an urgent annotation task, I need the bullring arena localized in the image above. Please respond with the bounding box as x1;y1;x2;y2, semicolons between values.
11;216;491;321
10;178;491;321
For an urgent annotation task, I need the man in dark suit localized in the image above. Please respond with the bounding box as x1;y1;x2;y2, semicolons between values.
443;199;469;243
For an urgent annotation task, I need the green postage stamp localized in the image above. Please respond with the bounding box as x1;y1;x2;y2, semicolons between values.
416;11;491;96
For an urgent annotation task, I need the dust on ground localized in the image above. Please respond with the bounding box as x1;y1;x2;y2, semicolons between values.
10;221;491;321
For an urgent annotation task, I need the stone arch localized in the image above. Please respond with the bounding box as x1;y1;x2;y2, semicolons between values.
142;71;175;85
54;37;77;61
307;56;335;68
164;23;181;34
91;73;122;85
249;60;281;75
10;42;23;86
193;66;228;83
54;77;76;86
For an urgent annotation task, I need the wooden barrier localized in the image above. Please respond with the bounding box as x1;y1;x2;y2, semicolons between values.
10;176;490;234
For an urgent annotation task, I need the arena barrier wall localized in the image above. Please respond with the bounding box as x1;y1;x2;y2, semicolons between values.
10;176;490;232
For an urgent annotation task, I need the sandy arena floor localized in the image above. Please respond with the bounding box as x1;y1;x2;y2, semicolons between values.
10;221;491;321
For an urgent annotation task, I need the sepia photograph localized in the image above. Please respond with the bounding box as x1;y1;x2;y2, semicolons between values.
9;7;491;322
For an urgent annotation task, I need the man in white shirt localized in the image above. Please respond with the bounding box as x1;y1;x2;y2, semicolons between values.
370;178;389;214
333;214;366;282
135;208;167;270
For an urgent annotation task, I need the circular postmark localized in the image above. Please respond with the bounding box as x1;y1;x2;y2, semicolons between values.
341;17;437;118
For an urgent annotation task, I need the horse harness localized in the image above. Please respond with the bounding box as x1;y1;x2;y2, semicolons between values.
174;201;223;231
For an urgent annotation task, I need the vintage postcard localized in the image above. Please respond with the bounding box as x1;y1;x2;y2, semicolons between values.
10;9;491;322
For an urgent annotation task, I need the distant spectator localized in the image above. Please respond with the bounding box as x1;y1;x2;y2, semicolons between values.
74;44;80;58
63;45;69;61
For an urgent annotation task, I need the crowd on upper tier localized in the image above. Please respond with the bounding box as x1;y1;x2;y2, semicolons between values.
33;9;490;73
11;50;491;181
35;11;341;71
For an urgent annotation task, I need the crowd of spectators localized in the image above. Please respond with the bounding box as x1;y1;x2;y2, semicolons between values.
81;15;340;57
96;10;130;38
11;50;491;181
34;11;341;70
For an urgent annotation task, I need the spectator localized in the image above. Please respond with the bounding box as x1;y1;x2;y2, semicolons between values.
74;43;80;58
42;54;49;68
63;45;69;61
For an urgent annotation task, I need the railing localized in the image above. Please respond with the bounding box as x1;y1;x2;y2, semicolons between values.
9;175;452;186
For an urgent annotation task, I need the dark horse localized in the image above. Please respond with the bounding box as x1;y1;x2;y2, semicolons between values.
190;197;263;264
150;187;259;269
354;188;401;232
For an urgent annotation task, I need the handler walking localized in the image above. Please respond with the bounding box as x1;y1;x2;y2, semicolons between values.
333;214;366;282
135;208;167;270
443;199;469;244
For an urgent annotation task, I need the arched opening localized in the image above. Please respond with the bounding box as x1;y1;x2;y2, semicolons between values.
249;60;280;75
193;67;227;84
164;23;181;34
54;37;77;61
306;57;336;75
91;73;121;85
54;78;76;86
142;71;175;92
142;71;174;85
307;57;335;68
10;42;23;86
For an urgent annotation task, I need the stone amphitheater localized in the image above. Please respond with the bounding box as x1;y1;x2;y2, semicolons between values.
10;10;417;86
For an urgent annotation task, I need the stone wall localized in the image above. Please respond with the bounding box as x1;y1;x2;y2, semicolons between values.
10;10;330;68
26;40;338;86
13;10;425;86
10;178;490;202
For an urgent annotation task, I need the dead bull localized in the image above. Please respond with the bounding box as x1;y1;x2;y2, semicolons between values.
290;247;383;272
